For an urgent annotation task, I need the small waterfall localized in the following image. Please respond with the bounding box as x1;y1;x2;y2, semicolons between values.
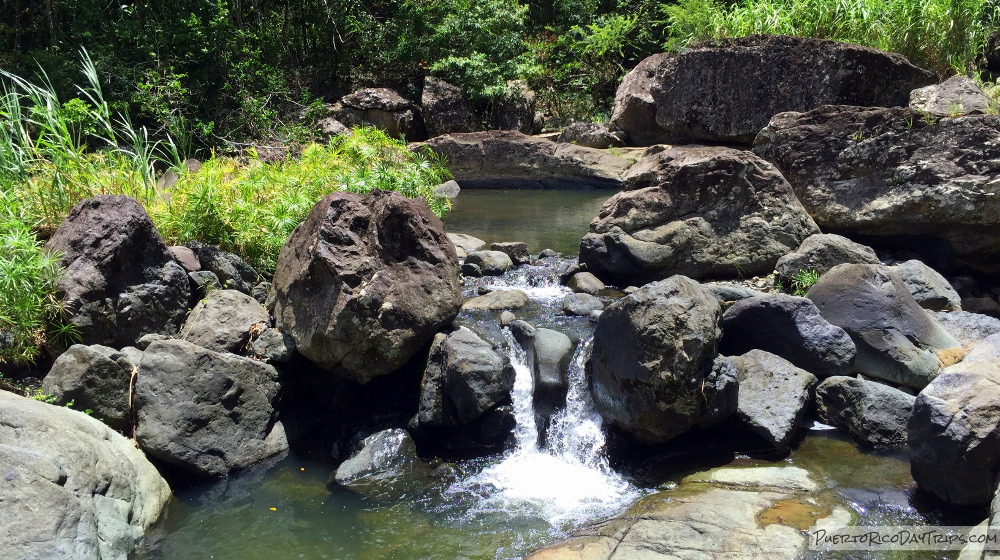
451;329;639;529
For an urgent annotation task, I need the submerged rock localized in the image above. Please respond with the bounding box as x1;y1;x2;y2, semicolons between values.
0;391;172;560
816;376;914;447
330;429;431;501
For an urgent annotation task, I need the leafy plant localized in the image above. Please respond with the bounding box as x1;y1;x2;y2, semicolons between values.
791;268;820;296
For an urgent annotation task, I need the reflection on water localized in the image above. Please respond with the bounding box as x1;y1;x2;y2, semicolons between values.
443;190;611;255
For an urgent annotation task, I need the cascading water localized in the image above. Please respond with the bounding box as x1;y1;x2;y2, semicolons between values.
448;329;639;529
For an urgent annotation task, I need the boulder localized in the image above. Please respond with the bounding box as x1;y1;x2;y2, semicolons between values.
465;250;514;275
447;233;486;254
566;271;605;294
421;77;478;137
179;289;269;354
557;122;625;149
317;116;349;139
249;328;298;363
589;276;729;444
732;350;818;450
40;344;135;432
908;362;1000;505
531;328;574;416
0;391;171;560
774;233;880;279
490;242;530;266
929;310;1000;346
461;290;529;311
894;259;962;311
703;282;769;303
251;281;270;305
909;75;992;116
271;190;461;384
135;339;287;477
562;293;604;316
330;428;431;501
434;180;462;200
816;376;915;447
44;195;192;348
580;146;818;285
754;106;1000;274
336;87;426;140
413;328;515;429
488;80;537;134
966;333;1000;363
720;294;856;378
419;131;631;189
188;270;221;296
611;35;935;145
186;243;260;294
807;264;959;388
964;296;1000;318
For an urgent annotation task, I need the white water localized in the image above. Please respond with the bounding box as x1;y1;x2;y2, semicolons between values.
479;269;570;303
448;330;639;529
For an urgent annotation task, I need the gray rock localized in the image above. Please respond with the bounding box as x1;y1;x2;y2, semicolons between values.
136;334;168;351
538;249;558;258
465;250;514;275
41;344;135;431
331;428;431;501
135;339;287;477
167;245;200;272
929;310;1000;346
418;130;631;189
816;376;915;447
966;333;1000;363
488;80;537;134
703;282;769;303
414;328;515;428
589;276;728;444
909;75;992;116
894;259;962;311
566;271;605;295
774;233;880;279
460;262;482;277
447;233;486;253
272;190;461;384
422;77;478;137
317;116;348;139
964;296;1000;318
562;293;604;316
461;290;529;311
0;392;171;560
908;362;1000;505
808;264;959;388
699;355;740;429
180;289;269;354
720;294;856;378
557;122;625;149
188;270;221;296
336;88;426;141
499;311;516;326
531;328;573;416
733;350;818;450
754;106;1000;274
589;310;602;322
611;35;935;145
580;146;818;285
44;196;192;348
434;179;462;200
490;242;530;266
251;281;271;305
187;243;260;294
250;328;298;363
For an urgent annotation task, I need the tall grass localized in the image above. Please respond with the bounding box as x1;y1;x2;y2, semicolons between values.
663;0;1000;73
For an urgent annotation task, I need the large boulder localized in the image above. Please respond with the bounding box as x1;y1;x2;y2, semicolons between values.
589;276;730;444
421;77;478;137
40;344;135;432
0;391;171;560
580;146;818;285
335;87;426;140
893;259;962;312
44;196;192;348
135;339;287;478
179;289;269;354
418;131;632;189
487;80;537;134
774;233;880;279
816;376;915;447
412;327;515;430
732;350;818;451
610;35;935;145
754;106;1000;274
720;294;856;378
330;428;431;501
529;328;574;416
464;250;514;275
272;190;461;384
908;362;1000;505
807;264;959;388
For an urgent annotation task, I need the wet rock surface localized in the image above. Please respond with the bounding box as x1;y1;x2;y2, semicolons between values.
816;376;914;447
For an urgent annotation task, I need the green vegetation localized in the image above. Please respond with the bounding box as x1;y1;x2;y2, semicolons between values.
791;268;821;296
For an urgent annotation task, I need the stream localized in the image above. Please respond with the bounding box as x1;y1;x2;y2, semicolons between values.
140;189;966;560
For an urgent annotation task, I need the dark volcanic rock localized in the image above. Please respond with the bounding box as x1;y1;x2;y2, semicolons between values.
611;35;935;145
807;264;959;388
755;106;1000;274
774;233;880;279
720;294;856;378
816;376;914;447
186;243;261;295
732;350;818;451
894;259;961;311
179;289;269;354
909;75;992;116
589;276;730;444
580;146;818;285
272;190;461;384
44;195;192;348
0;392;171;560
40;344;135;431
135;339;286;477
336;88;426;140
557;122;625;149
422;77;478;137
